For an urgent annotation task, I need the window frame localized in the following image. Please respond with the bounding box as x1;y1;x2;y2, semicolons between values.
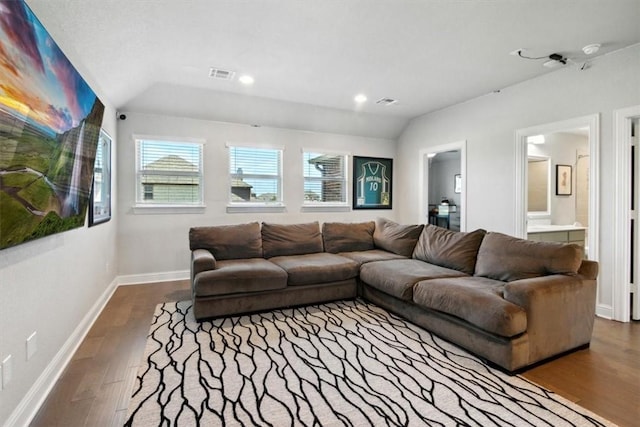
133;136;205;213
88;129;112;226
302;149;349;208
227;143;285;211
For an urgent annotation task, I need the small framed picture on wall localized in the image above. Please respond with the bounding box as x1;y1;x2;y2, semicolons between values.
556;164;572;196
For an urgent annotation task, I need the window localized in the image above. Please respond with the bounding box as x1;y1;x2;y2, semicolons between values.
135;138;203;205
303;151;347;205
143;184;153;200
228;145;283;203
89;129;112;225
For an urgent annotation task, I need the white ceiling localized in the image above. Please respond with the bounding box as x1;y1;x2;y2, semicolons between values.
26;0;640;126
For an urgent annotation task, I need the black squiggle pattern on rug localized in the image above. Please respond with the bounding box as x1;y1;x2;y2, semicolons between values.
124;300;614;427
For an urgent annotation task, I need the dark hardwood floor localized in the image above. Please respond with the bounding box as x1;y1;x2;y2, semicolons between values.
31;280;639;426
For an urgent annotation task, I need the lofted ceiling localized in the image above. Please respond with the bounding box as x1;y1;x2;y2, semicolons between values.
25;0;640;133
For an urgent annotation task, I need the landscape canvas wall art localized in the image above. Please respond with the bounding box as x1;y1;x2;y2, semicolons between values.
0;0;105;250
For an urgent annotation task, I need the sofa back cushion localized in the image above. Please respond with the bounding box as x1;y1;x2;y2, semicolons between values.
262;222;323;258
322;221;375;253
373;217;423;257
412;225;486;275
189;222;262;260
474;232;583;281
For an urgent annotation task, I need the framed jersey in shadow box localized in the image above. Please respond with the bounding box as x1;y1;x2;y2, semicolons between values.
353;156;393;209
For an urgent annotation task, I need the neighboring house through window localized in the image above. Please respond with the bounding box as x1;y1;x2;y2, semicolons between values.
228;145;283;204
135;138;203;205
303;151;348;205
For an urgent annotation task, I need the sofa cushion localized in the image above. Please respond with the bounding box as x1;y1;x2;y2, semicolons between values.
338;249;406;266
360;259;466;301
262;222;323;258
322;221;375;253
189;222;262;260
413;276;527;338
412;225;486;275
475;232;583;281
269;253;359;286
192;258;287;297
373;217;423;257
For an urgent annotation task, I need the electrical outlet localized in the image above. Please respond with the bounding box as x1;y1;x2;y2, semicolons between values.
2;355;12;388
27;331;37;360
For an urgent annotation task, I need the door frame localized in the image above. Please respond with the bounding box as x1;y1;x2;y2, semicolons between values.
613;105;640;322
514;114;600;260
418;140;467;229
515;114;600;252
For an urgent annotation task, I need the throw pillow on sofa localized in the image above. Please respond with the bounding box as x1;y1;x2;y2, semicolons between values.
412;225;486;275
262;222;324;258
322;221;375;253
373;217;423;257
474;232;583;281
189;222;263;260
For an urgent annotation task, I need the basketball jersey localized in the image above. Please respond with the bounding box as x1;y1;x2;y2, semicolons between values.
356;161;390;205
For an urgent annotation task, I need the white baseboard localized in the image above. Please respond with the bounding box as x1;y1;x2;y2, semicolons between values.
116;270;190;286
4;278;118;427
595;303;613;320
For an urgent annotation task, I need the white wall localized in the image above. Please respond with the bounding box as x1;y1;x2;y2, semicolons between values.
0;111;118;425
396;44;640;317
125;82;409;140
115;112;397;277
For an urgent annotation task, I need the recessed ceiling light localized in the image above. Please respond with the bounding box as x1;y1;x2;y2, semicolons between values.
354;94;367;103
238;75;255;85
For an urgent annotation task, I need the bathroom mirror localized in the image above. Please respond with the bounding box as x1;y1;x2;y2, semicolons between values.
527;155;550;216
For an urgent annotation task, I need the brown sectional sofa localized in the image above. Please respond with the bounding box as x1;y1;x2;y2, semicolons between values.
189;218;598;372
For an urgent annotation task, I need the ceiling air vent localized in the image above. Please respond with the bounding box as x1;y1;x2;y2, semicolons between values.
376;98;398;106
209;67;236;80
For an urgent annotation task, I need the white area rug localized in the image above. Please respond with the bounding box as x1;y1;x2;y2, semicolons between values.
125;299;615;426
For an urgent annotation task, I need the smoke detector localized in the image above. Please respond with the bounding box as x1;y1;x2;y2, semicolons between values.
209;67;236;80
582;44;601;55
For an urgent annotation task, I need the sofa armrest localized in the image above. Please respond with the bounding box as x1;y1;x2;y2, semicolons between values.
191;249;217;280
503;274;597;364
578;259;599;280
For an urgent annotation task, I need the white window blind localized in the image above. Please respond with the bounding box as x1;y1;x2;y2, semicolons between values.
135;139;203;205
229;146;282;203
303;151;347;204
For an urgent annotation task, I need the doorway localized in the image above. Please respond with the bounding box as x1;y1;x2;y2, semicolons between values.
419;141;466;230
613;105;640;322
515;115;599;263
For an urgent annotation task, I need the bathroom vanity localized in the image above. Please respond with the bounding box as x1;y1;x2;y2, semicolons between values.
527;225;587;251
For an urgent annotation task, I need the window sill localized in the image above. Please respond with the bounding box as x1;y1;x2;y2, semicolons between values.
300;205;351;213
132;204;206;215
226;203;287;214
